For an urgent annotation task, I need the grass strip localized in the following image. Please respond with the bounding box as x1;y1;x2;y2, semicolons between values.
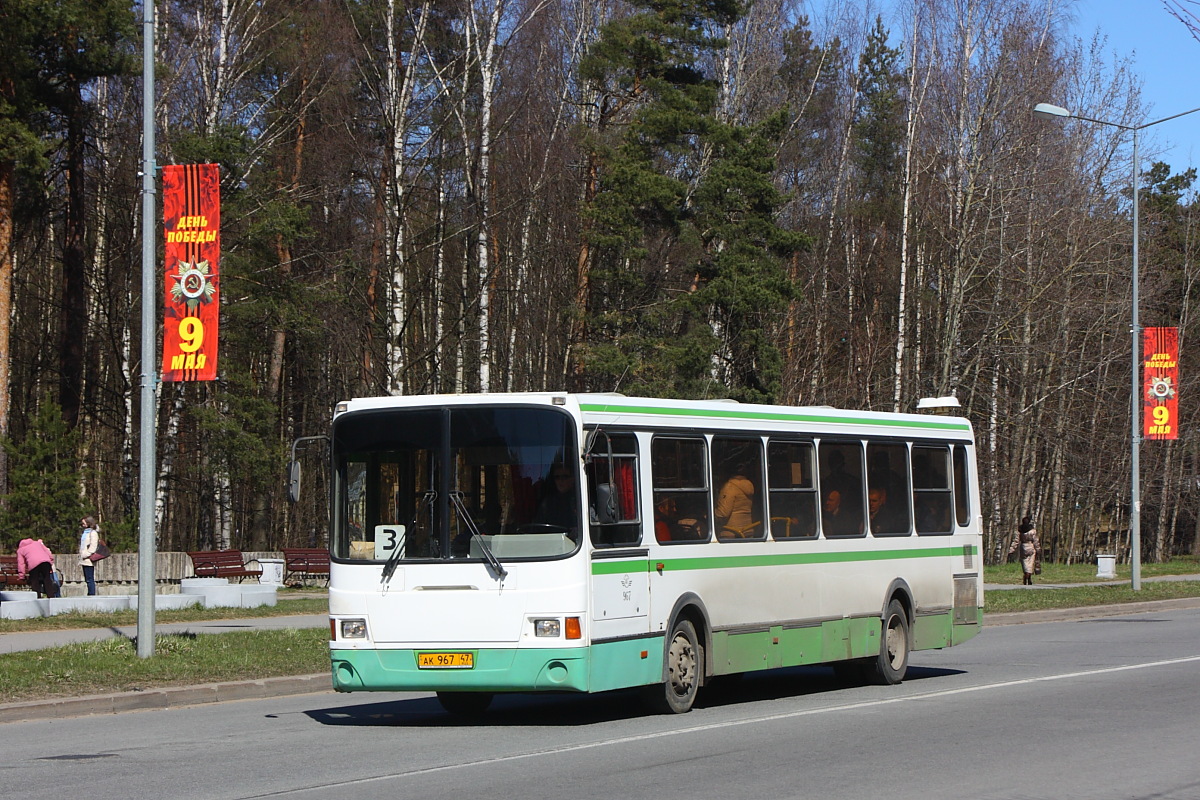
985;580;1200;613
983;555;1200;585
0;627;330;704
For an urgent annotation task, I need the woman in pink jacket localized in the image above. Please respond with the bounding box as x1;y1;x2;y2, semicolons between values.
16;537;59;598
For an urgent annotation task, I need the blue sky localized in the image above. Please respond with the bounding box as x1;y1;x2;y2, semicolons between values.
1073;0;1200;170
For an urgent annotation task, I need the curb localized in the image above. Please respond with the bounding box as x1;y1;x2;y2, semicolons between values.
0;673;331;725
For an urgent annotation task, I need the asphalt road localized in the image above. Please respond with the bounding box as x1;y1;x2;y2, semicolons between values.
5;605;1200;800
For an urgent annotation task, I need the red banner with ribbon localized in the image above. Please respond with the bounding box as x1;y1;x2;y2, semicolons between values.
1143;326;1179;441
161;163;220;382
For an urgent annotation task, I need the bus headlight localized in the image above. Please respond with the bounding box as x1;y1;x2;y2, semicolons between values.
533;619;561;637
340;619;368;639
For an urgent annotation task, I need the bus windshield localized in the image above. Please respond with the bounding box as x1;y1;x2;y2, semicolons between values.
332;405;581;562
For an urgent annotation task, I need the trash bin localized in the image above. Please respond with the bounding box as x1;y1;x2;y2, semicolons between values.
1096;554;1116;579
258;558;284;586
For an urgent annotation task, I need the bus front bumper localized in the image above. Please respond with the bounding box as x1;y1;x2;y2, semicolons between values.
331;646;591;693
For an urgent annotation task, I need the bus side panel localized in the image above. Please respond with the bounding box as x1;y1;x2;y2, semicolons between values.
710;617;883;676
710;628;780;673
952;609;984;645
778;624;824;668
587;636;664;692
819;616;880;662
912;611;953;650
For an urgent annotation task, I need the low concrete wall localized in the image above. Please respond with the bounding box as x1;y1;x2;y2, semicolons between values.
49;551;288;597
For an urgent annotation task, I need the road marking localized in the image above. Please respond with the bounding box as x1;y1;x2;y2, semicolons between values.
245;654;1200;798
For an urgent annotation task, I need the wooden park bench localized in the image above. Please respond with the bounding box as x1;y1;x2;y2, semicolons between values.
0;555;28;589
186;550;263;583
282;547;330;586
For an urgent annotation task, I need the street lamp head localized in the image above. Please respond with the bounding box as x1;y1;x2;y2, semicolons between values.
1034;102;1071;119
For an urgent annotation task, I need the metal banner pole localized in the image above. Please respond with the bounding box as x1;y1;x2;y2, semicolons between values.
138;0;158;658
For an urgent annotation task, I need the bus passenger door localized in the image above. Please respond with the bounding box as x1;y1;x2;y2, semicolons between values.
591;551;649;639
585;430;649;638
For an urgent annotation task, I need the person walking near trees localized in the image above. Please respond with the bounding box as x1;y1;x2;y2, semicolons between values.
78;515;101;596
1008;515;1041;585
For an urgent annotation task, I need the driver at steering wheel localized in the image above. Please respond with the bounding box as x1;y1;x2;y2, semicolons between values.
533;463;578;530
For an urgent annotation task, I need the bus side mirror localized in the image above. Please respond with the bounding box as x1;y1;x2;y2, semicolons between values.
288;460;302;503
593;484;618;524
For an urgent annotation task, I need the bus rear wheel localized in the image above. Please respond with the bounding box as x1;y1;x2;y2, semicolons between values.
642;618;702;714
871;599;910;685
436;691;493;715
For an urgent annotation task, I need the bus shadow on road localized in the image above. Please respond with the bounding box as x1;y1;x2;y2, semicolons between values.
302;665;965;727
694;664;966;709
304;689;655;727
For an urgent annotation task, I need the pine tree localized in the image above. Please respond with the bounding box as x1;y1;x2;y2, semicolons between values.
576;0;808;400
0;399;87;552
853;17;905;225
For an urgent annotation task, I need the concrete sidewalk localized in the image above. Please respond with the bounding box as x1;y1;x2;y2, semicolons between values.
0;613;327;654
984;572;1200;591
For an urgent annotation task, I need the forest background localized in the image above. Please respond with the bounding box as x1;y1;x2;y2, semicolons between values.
3;0;1200;566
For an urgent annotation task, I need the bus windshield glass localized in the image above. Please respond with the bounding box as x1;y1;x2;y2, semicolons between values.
332;405;580;562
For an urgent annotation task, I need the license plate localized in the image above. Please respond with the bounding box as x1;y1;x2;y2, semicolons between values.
417;651;474;669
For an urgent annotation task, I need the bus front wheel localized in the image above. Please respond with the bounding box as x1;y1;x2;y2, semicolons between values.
643;618;701;714
871;599;910;685
436;691;493;715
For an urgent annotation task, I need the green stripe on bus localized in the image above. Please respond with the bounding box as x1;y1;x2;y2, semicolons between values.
578;402;972;432
591;545;977;575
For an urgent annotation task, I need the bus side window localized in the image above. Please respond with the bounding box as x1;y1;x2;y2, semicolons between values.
651;437;711;544
912;445;953;534
953;445;971;527
586;432;641;547
866;442;911;536
712;437;766;541
818;441;866;538
767;440;818;540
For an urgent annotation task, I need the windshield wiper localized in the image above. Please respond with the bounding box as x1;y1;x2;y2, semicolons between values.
449;491;507;581
381;490;435;585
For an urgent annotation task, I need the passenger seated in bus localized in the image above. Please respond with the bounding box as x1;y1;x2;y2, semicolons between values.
655;494;702;541
655;495;679;542
868;487;904;535
714;468;758;538
534;463;579;530
822;488;861;536
914;495;951;532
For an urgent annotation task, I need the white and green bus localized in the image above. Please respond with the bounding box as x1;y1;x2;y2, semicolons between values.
313;392;983;714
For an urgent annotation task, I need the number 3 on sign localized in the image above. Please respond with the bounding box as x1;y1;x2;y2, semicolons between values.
179;317;205;353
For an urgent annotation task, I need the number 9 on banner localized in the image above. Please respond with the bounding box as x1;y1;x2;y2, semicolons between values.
179;317;205;353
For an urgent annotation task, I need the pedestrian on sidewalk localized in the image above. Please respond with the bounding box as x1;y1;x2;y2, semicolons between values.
16;537;60;598
78;515;101;596
1008;515;1041;585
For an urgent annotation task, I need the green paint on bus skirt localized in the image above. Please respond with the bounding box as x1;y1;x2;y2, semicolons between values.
330;608;981;694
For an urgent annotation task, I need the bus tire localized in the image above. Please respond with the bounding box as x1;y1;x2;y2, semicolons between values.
643;618;702;714
436;691;493;715
871;599;910;685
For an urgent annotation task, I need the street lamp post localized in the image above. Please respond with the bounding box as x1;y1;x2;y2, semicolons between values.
1034;101;1200;591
